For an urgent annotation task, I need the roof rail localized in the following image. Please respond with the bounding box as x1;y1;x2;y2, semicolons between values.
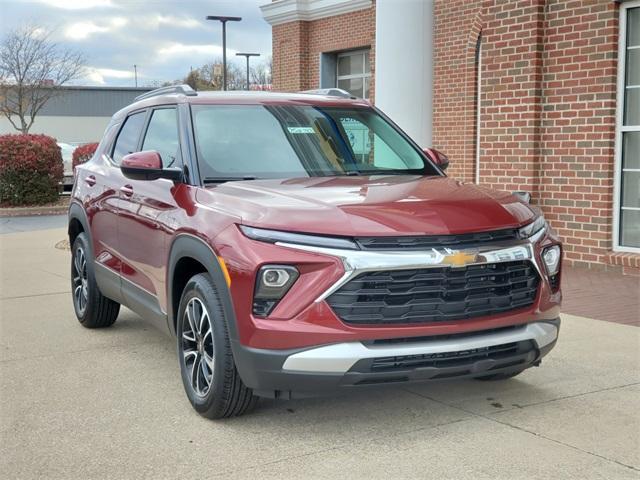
135;84;197;102
299;88;357;99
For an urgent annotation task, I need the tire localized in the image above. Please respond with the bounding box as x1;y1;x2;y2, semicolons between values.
176;273;258;419
71;232;120;328
474;370;526;381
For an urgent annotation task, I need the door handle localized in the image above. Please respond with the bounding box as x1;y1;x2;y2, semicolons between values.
85;175;96;187
120;185;134;197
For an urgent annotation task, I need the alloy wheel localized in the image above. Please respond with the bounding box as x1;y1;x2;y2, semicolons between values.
72;246;88;315
181;297;215;397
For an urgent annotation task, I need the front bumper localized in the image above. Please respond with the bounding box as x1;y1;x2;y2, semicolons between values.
217;224;562;351
234;318;560;398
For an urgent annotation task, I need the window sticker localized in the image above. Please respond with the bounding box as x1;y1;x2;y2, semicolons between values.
287;126;315;134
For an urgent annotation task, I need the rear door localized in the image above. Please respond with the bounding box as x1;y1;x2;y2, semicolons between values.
117;106;185;330
90;111;147;299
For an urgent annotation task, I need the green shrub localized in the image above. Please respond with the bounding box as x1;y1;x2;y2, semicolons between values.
0;134;63;206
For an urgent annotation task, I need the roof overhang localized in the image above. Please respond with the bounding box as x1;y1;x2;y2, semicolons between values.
260;0;372;26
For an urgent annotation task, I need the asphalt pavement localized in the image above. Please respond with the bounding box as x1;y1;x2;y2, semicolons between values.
0;227;638;479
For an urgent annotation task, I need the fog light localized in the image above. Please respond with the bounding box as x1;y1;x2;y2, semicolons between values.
253;265;299;316
262;268;291;288
543;245;561;276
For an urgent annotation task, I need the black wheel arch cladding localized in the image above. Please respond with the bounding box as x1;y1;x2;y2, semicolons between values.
167;234;239;342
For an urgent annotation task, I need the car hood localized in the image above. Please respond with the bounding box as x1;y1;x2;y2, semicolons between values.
196;175;536;237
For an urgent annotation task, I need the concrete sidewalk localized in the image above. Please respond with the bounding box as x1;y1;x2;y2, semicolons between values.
1;228;639;479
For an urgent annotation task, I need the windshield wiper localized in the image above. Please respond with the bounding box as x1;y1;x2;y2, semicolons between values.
350;169;417;176
203;176;257;184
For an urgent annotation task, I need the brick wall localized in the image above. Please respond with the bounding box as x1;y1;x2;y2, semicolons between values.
433;0;482;183
480;0;545;196
434;0;637;274
539;0;622;271
271;3;376;99
272;21;310;92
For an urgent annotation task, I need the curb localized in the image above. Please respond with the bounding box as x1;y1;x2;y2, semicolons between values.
0;205;68;218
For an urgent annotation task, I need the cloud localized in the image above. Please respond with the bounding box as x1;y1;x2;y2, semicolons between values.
35;0;115;9
85;67;135;84
4;0;272;86
32;27;47;38
157;43;232;60
65;22;108;40
109;17;128;28
64;17;128;40
148;15;203;30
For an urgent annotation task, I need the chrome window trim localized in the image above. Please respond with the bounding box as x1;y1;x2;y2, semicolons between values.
277;227;546;303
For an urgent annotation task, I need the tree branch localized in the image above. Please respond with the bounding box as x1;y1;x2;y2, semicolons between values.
0;24;86;133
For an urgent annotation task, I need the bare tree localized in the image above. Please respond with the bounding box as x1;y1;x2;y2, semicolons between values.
179;59;246;91
0;25;85;134
251;56;272;88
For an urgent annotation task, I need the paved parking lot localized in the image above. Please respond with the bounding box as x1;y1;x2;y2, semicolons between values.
1;220;639;479
0;214;67;234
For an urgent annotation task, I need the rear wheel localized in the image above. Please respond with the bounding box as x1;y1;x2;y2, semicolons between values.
71;232;120;328
177;273;257;419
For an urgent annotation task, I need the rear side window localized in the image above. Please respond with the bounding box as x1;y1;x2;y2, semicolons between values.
142;108;181;168
112;111;146;164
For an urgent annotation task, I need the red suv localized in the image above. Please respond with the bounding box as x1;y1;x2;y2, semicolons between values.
68;85;562;419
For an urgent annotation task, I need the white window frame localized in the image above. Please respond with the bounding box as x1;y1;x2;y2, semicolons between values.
614;0;640;253
336;49;371;99
475;34;482;185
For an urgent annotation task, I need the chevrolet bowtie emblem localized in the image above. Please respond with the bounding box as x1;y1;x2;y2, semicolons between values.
442;250;478;267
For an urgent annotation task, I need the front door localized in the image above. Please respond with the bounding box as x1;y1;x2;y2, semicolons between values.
117;106;184;332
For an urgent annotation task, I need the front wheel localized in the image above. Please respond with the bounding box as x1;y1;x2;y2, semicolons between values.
71;232;119;328
177;273;257;419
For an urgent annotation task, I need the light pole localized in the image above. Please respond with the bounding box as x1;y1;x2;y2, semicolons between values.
236;53;260;90
206;15;242;91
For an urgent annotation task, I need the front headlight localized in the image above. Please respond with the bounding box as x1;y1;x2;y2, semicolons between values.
239;225;359;250
542;245;561;276
517;215;546;239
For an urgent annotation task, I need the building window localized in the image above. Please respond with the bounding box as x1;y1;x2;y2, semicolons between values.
616;3;640;251
336;50;371;99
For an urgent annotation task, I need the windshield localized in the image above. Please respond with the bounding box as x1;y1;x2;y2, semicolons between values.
190;104;438;180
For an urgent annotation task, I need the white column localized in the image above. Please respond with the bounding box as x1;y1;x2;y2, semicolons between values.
375;0;433;147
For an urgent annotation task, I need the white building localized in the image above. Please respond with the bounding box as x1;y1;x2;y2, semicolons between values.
0;86;150;144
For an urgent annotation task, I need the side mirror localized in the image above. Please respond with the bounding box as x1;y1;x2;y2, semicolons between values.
423;148;450;171
120;151;182;181
513;191;532;204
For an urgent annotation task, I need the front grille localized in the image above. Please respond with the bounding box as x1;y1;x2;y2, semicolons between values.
326;261;540;326
355;229;519;251
369;341;531;372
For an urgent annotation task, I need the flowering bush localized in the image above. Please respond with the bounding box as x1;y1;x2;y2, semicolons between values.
0;134;63;206
72;142;99;171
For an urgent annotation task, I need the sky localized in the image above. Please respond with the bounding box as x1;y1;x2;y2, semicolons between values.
0;0;273;87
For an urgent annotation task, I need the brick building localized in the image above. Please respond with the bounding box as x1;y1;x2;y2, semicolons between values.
261;0;640;275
